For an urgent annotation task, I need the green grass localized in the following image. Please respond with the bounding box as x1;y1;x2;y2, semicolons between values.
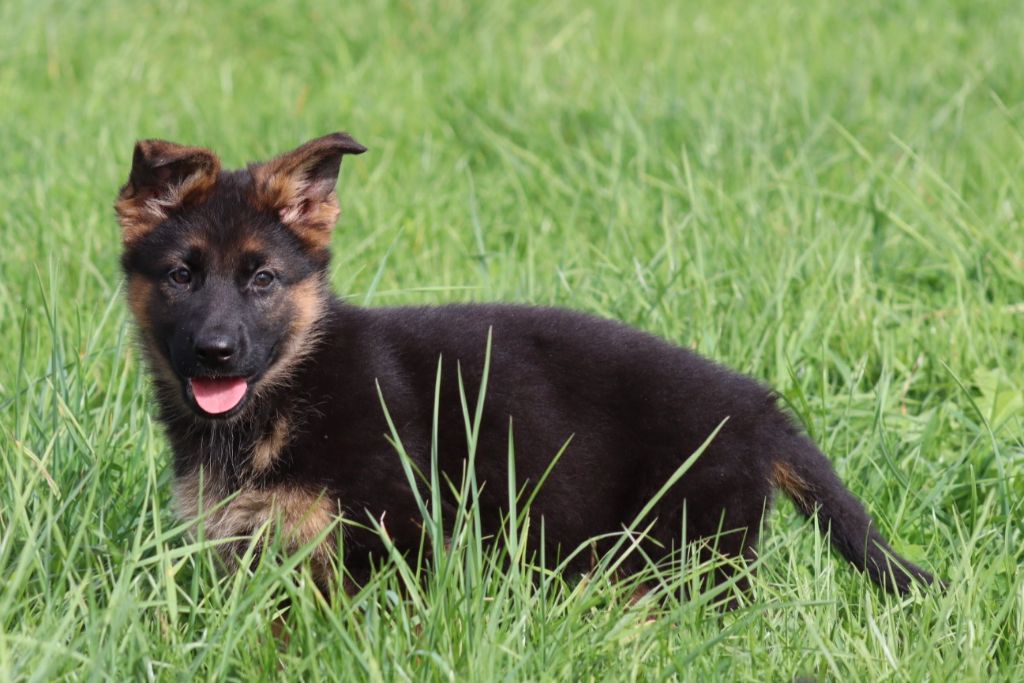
2;0;1023;679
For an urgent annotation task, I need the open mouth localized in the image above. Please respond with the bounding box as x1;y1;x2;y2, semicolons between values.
188;376;250;416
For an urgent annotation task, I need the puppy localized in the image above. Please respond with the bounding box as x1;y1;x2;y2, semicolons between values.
116;132;936;597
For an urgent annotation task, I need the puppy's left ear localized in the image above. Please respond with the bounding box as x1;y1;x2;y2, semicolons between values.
250;132;366;249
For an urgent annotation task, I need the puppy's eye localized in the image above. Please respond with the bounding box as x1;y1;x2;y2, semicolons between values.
252;270;275;288
169;267;192;286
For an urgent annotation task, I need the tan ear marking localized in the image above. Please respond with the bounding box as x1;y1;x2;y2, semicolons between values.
116;139;221;245
249;132;366;249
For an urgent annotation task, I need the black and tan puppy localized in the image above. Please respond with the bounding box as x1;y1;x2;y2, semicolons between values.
116;132;936;597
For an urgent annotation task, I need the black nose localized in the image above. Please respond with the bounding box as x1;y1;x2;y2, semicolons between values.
194;334;237;366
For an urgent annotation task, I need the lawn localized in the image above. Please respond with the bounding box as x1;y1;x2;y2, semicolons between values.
1;0;1023;680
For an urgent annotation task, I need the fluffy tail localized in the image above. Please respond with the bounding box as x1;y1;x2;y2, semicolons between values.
772;433;936;594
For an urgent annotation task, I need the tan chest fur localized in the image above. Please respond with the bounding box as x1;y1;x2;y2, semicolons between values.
171;425;339;582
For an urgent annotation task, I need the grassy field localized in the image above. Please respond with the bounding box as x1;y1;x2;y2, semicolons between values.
2;0;1023;679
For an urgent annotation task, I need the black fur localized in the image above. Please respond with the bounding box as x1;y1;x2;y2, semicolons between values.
118;133;937;598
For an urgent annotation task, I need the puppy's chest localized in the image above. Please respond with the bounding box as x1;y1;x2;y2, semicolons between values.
171;414;336;552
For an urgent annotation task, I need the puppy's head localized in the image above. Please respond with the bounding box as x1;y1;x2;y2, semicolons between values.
117;133;365;419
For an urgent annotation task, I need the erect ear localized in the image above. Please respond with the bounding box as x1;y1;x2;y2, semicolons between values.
249;132;366;249
115;140;221;245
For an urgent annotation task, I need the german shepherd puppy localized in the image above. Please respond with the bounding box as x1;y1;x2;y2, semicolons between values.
116;132;936;598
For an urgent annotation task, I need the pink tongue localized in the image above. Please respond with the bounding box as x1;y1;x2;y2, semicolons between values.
190;377;248;414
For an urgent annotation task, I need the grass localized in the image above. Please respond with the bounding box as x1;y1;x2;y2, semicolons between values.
1;0;1023;679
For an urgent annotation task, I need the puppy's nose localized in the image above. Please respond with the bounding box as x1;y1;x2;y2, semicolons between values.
195;334;237;365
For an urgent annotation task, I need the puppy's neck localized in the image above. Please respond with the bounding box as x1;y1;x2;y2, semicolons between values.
161;395;281;488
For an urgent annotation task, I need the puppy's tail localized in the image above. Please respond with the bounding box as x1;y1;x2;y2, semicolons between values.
772;433;936;594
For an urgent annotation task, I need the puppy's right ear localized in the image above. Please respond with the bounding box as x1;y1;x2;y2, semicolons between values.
115;140;221;245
